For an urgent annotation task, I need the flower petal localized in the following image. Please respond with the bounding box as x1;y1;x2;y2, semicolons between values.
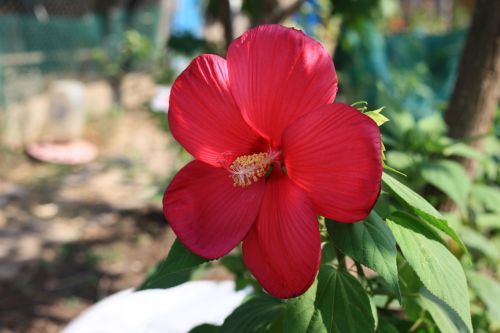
243;168;321;298
163;160;265;259
283;103;382;223
169;54;263;167
227;25;338;148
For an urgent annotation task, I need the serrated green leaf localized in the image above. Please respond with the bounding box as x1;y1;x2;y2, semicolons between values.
316;265;375;333
365;107;389;126
221;294;284;333
284;281;327;333
419;287;469;333
305;310;328;333
327;211;401;300
137;239;207;290
468;271;500;325
387;215;472;333
382;172;467;253
471;184;500;214
421;160;470;211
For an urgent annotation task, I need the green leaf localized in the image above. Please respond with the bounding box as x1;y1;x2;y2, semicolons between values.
316;265;375;333
382;172;467;253
365;107;389;126
375;318;400;333
221;294;284;333
476;213;500;230
352;100;369;111
459;227;500;259
327;211;401;300
420;160;470;211
417;114;446;137
443;143;485;160
137;239;207;290
219;254;257;290
189;324;221;333
385;151;414;170
468;271;500;325
387;214;473;333
471;184;500;214
419;288;469;333
284;281;327;333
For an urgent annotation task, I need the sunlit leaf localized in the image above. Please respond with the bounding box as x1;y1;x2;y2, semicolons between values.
382;172;467;253
327;211;401;300
419;287;469;333
387;214;472;333
284;281;327;333
365;107;389;126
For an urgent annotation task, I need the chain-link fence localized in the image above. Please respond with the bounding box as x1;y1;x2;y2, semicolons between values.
0;0;161;108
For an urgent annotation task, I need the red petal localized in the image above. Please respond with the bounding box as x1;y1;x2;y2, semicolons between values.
243;168;321;298
227;25;338;148
163;160;265;259
169;54;263;167
283;103;382;223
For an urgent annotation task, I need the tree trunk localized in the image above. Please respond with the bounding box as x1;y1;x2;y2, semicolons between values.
220;0;233;48
444;0;500;179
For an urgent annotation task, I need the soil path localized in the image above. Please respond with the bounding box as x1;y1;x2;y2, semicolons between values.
0;110;181;333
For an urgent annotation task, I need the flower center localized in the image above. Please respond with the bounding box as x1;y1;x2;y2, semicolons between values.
229;152;273;187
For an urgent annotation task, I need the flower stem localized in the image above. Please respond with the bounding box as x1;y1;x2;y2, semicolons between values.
335;247;346;270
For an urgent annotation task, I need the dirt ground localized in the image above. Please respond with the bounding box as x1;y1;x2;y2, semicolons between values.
0;107;186;333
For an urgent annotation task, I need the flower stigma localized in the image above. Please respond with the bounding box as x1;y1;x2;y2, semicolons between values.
229;152;273;187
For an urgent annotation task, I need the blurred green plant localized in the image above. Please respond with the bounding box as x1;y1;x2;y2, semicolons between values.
333;5;499;330
92;29;153;104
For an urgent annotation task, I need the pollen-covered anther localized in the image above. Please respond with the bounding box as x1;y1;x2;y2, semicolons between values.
230;152;272;187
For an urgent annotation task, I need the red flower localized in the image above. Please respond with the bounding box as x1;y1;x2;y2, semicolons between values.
163;25;382;298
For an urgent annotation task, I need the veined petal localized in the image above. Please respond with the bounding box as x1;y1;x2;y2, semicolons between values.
243;168;321;298
163;160;265;259
283;103;382;223
169;54;263;167
227;25;338;148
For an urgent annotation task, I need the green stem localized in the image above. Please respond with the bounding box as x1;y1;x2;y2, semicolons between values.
335;248;346;270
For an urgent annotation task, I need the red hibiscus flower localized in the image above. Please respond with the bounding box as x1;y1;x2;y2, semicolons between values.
163;25;382;298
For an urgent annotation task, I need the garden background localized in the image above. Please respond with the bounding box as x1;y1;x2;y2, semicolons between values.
0;0;499;332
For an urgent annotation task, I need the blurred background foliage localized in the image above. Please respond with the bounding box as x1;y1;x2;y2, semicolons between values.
0;0;499;332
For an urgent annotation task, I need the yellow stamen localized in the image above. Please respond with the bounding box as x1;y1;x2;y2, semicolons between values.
230;152;272;187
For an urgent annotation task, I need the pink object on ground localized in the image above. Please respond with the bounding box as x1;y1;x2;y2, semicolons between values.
26;140;98;165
